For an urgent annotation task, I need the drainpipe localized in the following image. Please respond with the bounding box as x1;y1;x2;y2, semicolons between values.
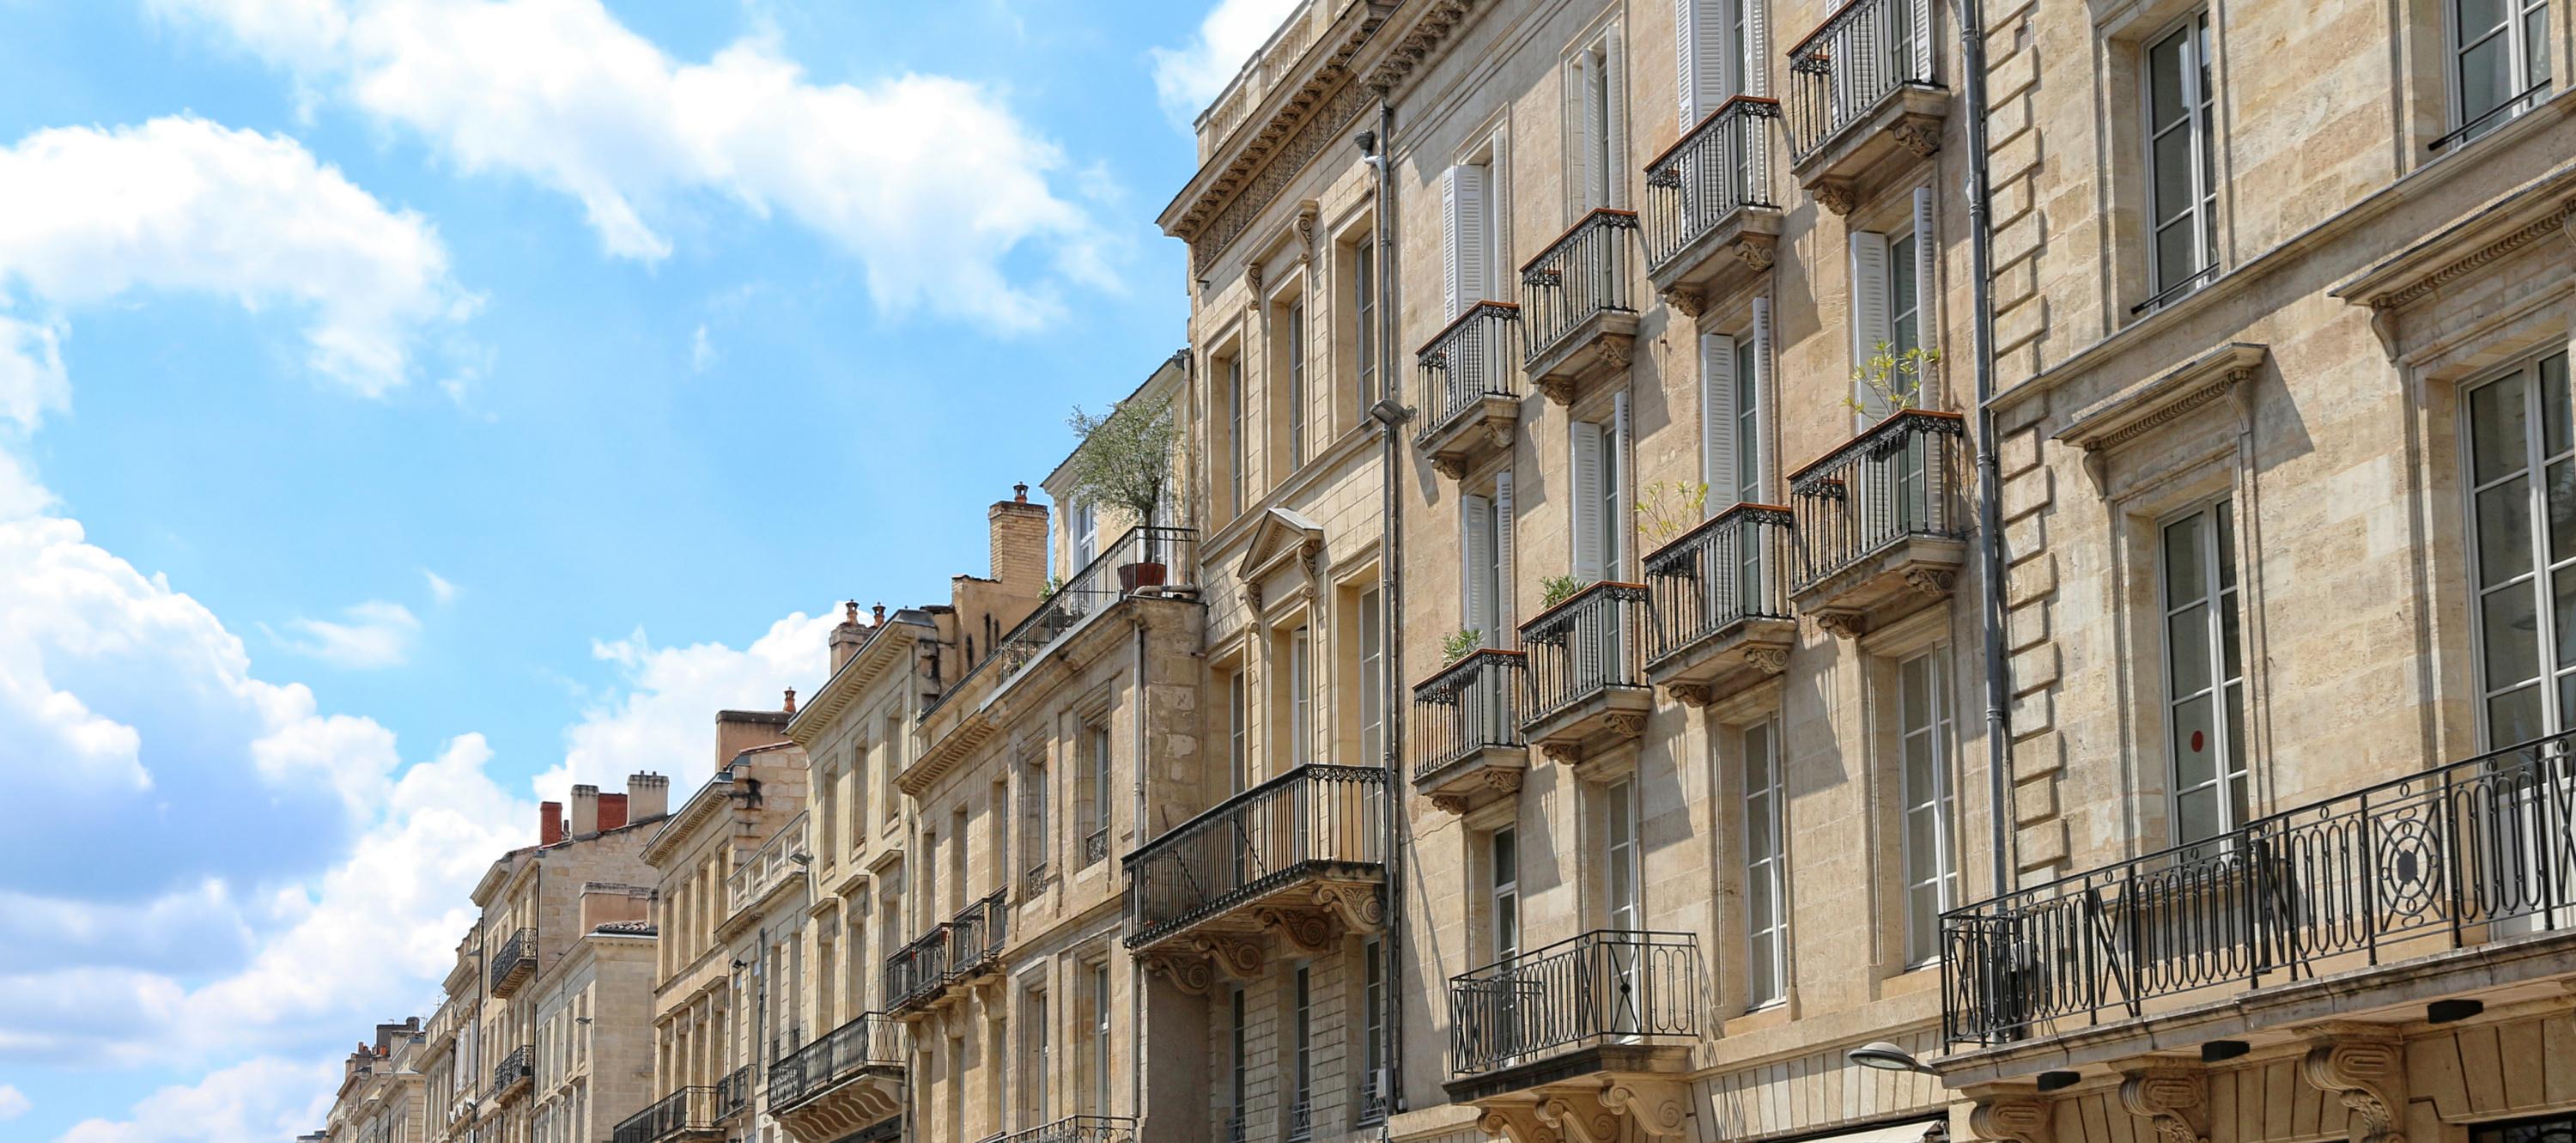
1357;94;1406;1126
1958;0;2019;905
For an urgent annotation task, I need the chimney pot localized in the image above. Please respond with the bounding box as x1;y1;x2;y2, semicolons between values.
844;600;859;624
873;602;886;623
783;687;797;714
570;784;601;836
1014;482;1029;503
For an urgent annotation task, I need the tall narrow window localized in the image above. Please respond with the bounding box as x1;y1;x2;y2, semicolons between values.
1228;987;1249;1140
1360;937;1386;1123
1072;501;1098;568
1677;0;1757;117
2450;0;2551;145
1289;628;1312;769
2144;13;2216;306
1289;965;1314;1140
1287;301;1309;468
1851;196;1936;419
1742;720;1787;1006
1574;41;1625;210
2162;501;2249;848
1081;721;1112;868
1442;162;1497;315
1027;990;1049;1127
1089;964;1113;1116
1353;240;1377;406
1897;651;1958;967
1490;826;1522;962
1358;587;1385;764
1462;491;1504;643
1571;416;1624;581
1227;670;1250;795
1228;356;1248;514
1604;778;1639;930
2464;350;2576;747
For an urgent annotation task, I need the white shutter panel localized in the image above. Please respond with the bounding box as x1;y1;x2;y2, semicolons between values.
1675;0;1704;123
1913;185;1939;358
1442;167;1465;318
1607;42;1630;210
1743;0;1768;97
1454;165;1492;314
1571;422;1607;582
1612;390;1632;575
1909;0;1935;82
1461;493;1494;638
1494;469;1516;637
1750;295;1774;502
1850;230;1893;421
1581;59;1607;210
1702;333;1740;512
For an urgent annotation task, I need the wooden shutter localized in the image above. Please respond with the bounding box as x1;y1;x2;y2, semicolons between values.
1607;40;1630;209
1462;493;1495;637
1677;0;1735;119
1751;295;1774;501
1495;469;1516;638
1910;0;1935;82
1581;56;1608;210
1702;332;1740;511
1442;167;1465;317
1743;0;1768;96
1675;0;1705;122
1612;389;1631;574
1446;165;1492;317
1913;185;1938;358
1571;421;1607;581
1850;230;1893;420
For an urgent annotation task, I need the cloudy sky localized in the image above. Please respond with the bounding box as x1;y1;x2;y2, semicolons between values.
0;0;1299;1136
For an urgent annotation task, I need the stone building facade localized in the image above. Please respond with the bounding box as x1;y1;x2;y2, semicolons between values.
319;1019;427;1143
527;884;658;1143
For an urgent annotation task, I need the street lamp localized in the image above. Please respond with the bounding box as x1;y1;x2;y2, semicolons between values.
1846;1042;1937;1074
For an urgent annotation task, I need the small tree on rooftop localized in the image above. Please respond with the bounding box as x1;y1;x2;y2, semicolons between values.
1065;393;1179;529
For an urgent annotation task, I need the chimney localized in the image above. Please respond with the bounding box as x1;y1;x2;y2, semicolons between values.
626;774;669;821
539;801;565;847
579;882;652;932
598;792;629;831
783;688;797;714
989;483;1049;592
714;708;792;771
830;600;867;671
569;784;600;836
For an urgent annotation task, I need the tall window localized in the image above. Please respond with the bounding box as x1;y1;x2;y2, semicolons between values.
2451;0;2552;144
1022;756;1050;886
1677;0;1758;117
1228;355;1248;515
1352;241;1377;405
1227;669;1250;794
1490;826;1522;962
1289;965;1314;1140
1287;301;1309;468
1897;650;1958;967
2465;350;2576;746
1072;501;1098;569
1850;196;1934;418
1461;486;1509;643
2144;13;2216;304
1026;989;1049;1127
1360;937;1386;1123
1442;161;1501;315
1604;777;1639;931
1228;987;1249;1138
1088;964;1113;1115
2162;501;2249;847
1700;330;1766;508
1571;401;1627;581
1080;721;1112;868
1358;587;1385;764
1742;720;1787;1006
1572;39;1625;209
1286;628;1313;770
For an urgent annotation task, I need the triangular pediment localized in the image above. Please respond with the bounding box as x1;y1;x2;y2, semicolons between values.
1234;506;1326;585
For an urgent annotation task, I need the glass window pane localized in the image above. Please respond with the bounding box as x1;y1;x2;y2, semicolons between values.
2543;354;2571;455
2462;35;2515;122
1901;656;1930;728
2215;502;2237;590
2555;567;2576;670
2148;33;2186;128
1905;806;1939;874
2220;592;2243;677
2164;514;2208;604
1747;861;1774;927
2169;602;2215;696
2156;220;2199;289
2529;9;2551;82
2173;692;2218;787
2459;0;2509;35
2489;683;2544;747
2477;476;2535;586
2178;785;2221;844
2484;585;2543;686
2152;130;2197;225
2552;459;2576;565
2470;373;2530;484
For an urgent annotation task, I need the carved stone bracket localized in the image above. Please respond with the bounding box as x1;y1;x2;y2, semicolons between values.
1814;609;1868;640
1139;950;1212;996
1970;1095;2053;1143
1315;883;1388;933
1892;119;1943;156
1605;711;1649;737
1906;567;1958;596
1538;376;1579;405
1602;333;1635;372
1540;742;1585;764
2119;1067;2211;1143
1664;287;1706;319
1814;180;1859;216
2300;1025;2409;1143
1255;904;1340;955
1668;682;1715;708
1295;200;1320;266
1432;454;1468;479
1601;1079;1691;1139
1479;1102;1562;1143
1191;933;1266;981
1734;234;1777;272
1536;1089;1621;1143
1482;418;1516;449
1430;791;1473;814
1747;647;1789;675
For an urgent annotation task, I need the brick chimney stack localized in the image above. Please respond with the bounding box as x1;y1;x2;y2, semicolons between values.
830;600;867;671
539;801;565;847
989;483;1049;592
713;708;790;771
598;791;629;831
626;773;669;821
783;688;797;714
569;784;600;836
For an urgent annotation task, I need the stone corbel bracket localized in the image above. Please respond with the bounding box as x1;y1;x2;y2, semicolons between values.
1601;1078;1691;1138
1479;1100;1562;1143
1970;1092;2053;1143
2300;1024;2409;1143
2056;342;2267;493
2119;1066;2211;1143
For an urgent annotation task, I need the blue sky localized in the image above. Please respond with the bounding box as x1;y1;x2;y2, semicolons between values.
0;0;1296;1136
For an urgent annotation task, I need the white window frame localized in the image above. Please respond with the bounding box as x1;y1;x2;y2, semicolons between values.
2445;0;2553;146
2464;349;2576;747
1227;669;1250;795
1353;238;1378;406
1490;825;1522;963
2142;11;2217;307
1895;649;1958;968
1604;777;1640;931
1289;627;1313;770
1286;300;1309;468
1677;0;1764;119
1741;719;1788;1006
1358;587;1385;764
2158;498;2251;848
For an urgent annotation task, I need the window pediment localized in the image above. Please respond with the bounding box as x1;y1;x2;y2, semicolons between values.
2056;342;2263;489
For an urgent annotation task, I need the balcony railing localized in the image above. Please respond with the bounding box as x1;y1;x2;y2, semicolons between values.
613;1087;718;1143
1643;503;1795;663
1448;930;1703;1075
1287;1099;1313;1141
884;927;950;1012
768;1012;902;1111
921;526;1197;722
1787;0;1938;161
1414;301;1523;444
944;888;1011;979
1643;98;1781;268
1125;763;1389;947
1197;0;1320;149
1944;728;2576;1046
728;812;810;916
485;1044;532;1102
1411;649;1528;781
999;1116;1139;1143
1520;210;1640;364
1788;410;1966;593
1520;582;1651;727
489;927;535;995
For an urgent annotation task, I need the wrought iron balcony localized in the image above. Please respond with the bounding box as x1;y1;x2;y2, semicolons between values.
1787;409;1967;638
714;1066;751;1119
884;889;1010;1015
1520;210;1640;405
1445;930;1702;1088
488;927;536;996
613;1086;720;1143
884;926;950;1013
1944;728;2576;1048
1784;0;1947;214
920;526;1197;724
1642;503;1796;705
1125;763;1388;951
484;1044;532;1103
769;1012;903;1134
728;811;810;918
1643;97;1783;310
943;888;1010;981
1518;581;1653;755
1414;301;1523;480
998;1116;1139;1143
1286;1099;1313;1141
1410;649;1528;815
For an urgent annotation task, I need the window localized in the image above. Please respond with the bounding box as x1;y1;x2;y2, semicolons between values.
2143;14;2217;306
1022;755;1050;887
1358;587;1385;764
1286;301;1309;468
2449;0;2551;146
1227;355;1248;515
1080;721;1112;868
1089;964;1113;1116
1227;668;1250;794
1571;394;1630;581
1072;500;1098;569
1676;0;1759;117
1490;826;1522;961
1442;161;1503;315
1352;240;1378;406
1850;192;1936;419
850;740;870;854
1604;777;1639;931
1699;325;1767;508
2464;350;2576;747
1897;650;1958;967
1026;989;1048;1126
1571;37;1627;210
2162;501;2249;847
2471;1113;2576;1143
1288;628;1312;769
1227;987;1249;1138
1359;937;1386;1123
1461;484;1510;644
1289;965;1314;1140
1742;720;1787;1006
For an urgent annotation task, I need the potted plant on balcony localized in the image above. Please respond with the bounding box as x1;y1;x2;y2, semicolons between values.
1844;341;1941;421
1066;392;1178;593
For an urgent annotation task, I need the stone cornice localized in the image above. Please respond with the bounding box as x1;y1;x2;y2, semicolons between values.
2055;343;2264;455
786;617;926;748
1158;1;1395;247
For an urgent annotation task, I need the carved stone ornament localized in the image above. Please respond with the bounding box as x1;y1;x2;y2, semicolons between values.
1747;647;1790;675
2119;1068;2211;1143
1430;792;1473;814
1432;453;1469;480
1734;236;1777;272
1255;905;1339;955
1814;181;1860;216
1892;119;1943;157
1906;567;1958;596
1601;1079;1691;1139
1481;418;1516;449
1538;375;1580;405
1479;768;1525;796
1970;1094;2052;1143
1190;933;1265;980
1664;287;1707;319
2300;1026;2409;1143
1315;883;1388;933
1541;742;1585;764
1536;1090;1622;1143
1668;682;1716;708
1295;201;1320;265
1601;334;1636;371
1479;1102;1563;1143
1243;257;1265;293
1139;951;1212;996
1606;711;1649;737
1814;610;1869;640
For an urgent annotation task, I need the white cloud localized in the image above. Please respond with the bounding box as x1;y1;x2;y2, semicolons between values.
422;568;457;604
54;1056;334;1143
536;610;835;799
158;0;1110;331
690;323;715;373
271;600;421;669
0;1083;27;1121
0;115;471;423
1147;0;1305;126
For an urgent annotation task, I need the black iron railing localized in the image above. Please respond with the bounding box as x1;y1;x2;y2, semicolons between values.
1125;764;1388;946
1786;0;1939;161
1643;97;1782;269
1787;410;1966;593
1414;301;1523;445
1520;210;1640;363
714;1066;750;1118
769;1012;902;1111
486;1044;532;1101
489;927;535;993
921;526;1196;722
999;1116;1139;1143
884;927;951;1012
1520;582;1651;727
1643;503;1795;664
1287;1099;1313;1141
613;1087;718;1143
1411;649;1528;781
1945;728;2576;1046
1449;930;1702;1075
944;888;1011;981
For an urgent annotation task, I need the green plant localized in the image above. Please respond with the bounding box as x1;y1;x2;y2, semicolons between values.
1040;575;1064;602
1540;575;1589;610
1635;480;1710;546
1064;393;1179;528
1441;628;1485;664
1844;342;1942;417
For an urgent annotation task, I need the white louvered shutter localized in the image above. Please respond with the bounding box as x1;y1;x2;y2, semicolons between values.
1581;58;1608;210
1494;469;1517;638
1462;493;1495;639
1750;295;1774;502
1571;422;1607;582
1702;333;1740;512
1743;0;1768;96
1913;185;1938;358
1850;230;1894;422
1442;167;1466;317
1675;0;1705;123
1606;41;1630;209
1612;390;1632;575
1909;0;1935;82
